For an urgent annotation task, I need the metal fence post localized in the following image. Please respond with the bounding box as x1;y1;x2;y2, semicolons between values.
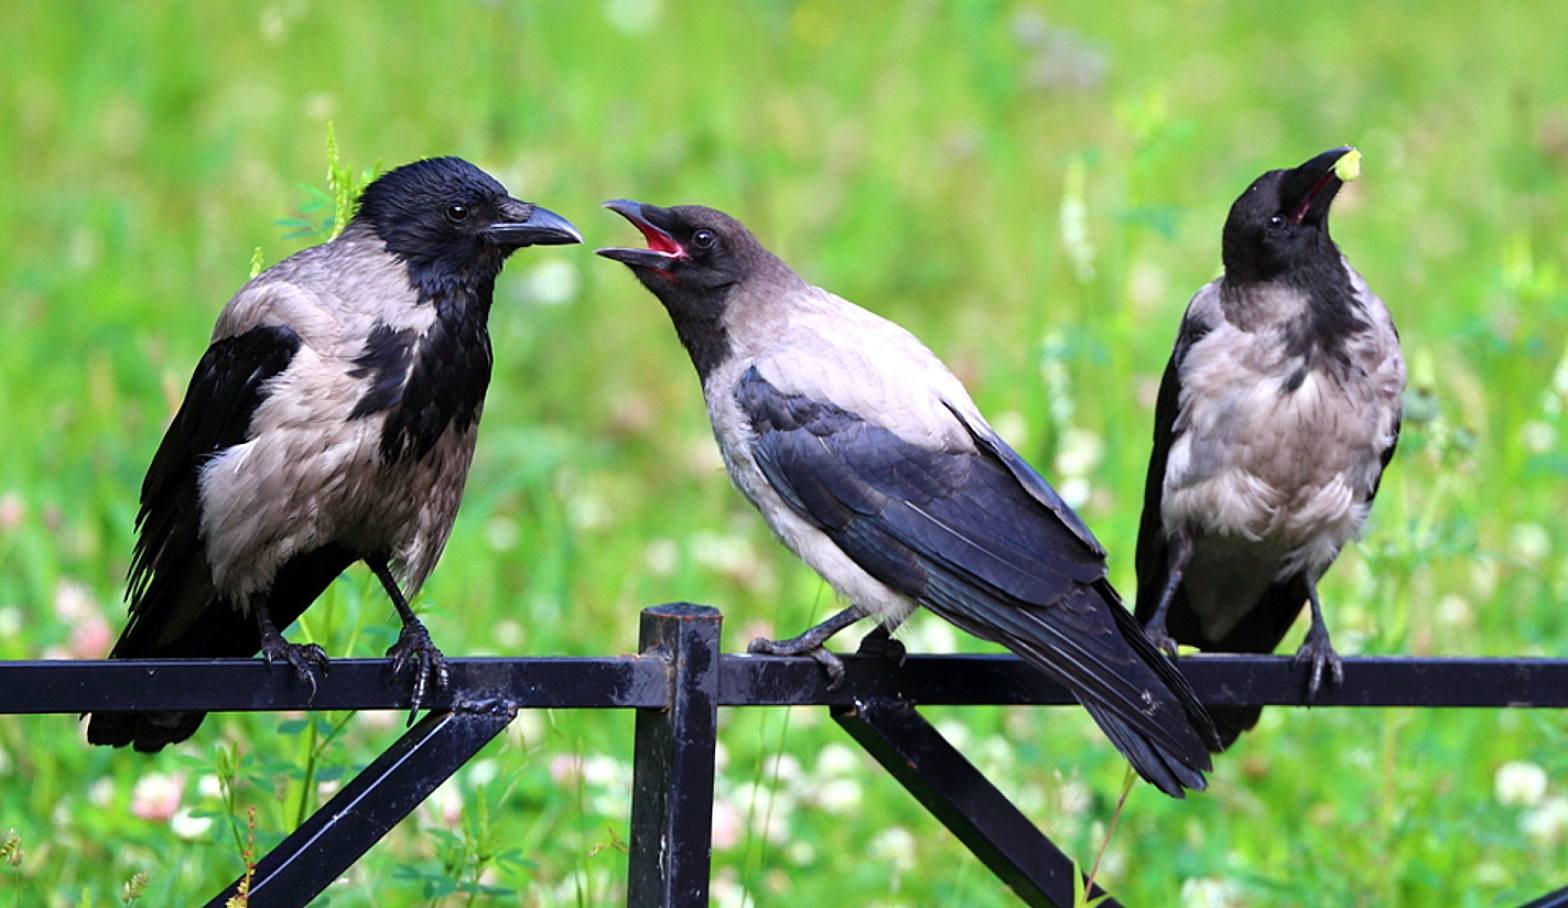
627;604;722;908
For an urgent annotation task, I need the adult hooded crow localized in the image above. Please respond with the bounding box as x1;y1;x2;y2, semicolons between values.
597;201;1222;796
1134;147;1405;746
86;157;580;751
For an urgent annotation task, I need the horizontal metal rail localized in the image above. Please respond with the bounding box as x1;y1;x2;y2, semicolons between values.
5;653;1567;713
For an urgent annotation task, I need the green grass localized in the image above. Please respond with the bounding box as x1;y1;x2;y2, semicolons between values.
3;1;1568;904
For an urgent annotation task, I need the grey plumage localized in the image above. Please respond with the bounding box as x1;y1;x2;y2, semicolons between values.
598;201;1221;797
88;157;580;751
1135;147;1405;746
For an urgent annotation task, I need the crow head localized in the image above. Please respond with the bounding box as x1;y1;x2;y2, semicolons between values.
1221;146;1359;285
355;157;579;299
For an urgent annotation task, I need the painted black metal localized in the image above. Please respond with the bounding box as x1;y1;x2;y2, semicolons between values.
207;704;515;907
1;656;667;713
721;653;1568;707
628;604;722;908
835;696;1120;908
1524;887;1568;908
5;621;1566;906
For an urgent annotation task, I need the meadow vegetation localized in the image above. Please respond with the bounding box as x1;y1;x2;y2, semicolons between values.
2;2;1567;904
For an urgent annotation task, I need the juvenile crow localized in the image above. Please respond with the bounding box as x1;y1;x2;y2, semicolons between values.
1134;147;1405;745
598;201;1221;796
87;157;580;751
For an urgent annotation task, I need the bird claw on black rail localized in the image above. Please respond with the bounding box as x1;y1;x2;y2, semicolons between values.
259;637;330;702
1294;631;1345;702
747;635;848;689
386;621;451;726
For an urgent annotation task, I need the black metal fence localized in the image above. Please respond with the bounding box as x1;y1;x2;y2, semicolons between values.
4;603;1568;907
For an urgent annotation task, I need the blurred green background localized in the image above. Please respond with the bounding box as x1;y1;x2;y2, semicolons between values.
3;1;1567;904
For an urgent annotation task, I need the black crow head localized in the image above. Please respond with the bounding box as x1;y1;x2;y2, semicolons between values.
355;157;580;297
1221;146;1358;285
596;201;797;378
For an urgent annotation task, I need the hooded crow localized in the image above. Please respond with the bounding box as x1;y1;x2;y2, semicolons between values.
597;201;1222;796
86;157;580;751
1134;147;1405;746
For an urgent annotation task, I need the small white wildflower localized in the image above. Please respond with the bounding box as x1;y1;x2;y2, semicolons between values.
505;710;545;747
582;755;625;787
549;754;582;785
0;491;24;532
130;772;184;822
1436;594;1472;628
814;777;863;814
468;758;499;788
568;493;610;531
787;839;816;865
868;826;916;872
426;779;462;827
53;579;99;622
710;868;754;908
1521;796;1568;846
1059;477;1091;509
1180;876;1247;908
1058;779;1091;817
935;719;972;752
644;538;679;575
0;606;22;637
765;753;802;786
1053;428;1104;479
171;807;213;841
815;743;861;777
519;259;579;306
87;777;114;807
711;799;743;850
603;0;662;35
1510;523;1551;564
486;516;519;552
1496;761;1549;807
989;411;1029;450
1522;421;1557;454
197;774;223;800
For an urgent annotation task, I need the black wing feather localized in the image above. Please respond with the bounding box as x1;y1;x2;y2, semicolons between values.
737;368;1218;793
89;324;305;752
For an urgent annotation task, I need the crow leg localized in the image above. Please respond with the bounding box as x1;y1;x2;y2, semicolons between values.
1293;580;1344;700
1143;527;1194;656
367;557;450;725
256;595;329;700
747;605;866;689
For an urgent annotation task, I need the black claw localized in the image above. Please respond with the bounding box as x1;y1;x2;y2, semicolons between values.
260;636;330;701
386;622;450;726
1294;633;1344;701
1144;622;1180;658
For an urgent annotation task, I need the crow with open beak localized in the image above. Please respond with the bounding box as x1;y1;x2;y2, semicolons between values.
598;201;1221;796
86;157;580;751
1135;147;1405;746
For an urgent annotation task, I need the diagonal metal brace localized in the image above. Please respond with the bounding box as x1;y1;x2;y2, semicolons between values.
207;703;516;907
834;697;1120;908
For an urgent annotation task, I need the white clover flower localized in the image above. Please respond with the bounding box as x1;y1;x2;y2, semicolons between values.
171;807;213;841
1495;761;1549;807
815;743;861;777
603;0;662;35
87;777;114;808
868;826;916;872
130;772;184;822
197;774;224;800
519;259;579;307
814;778;863;815
468;758;499;788
1180;876;1247;908
644;538;679;576
0;491;24;533
1522;796;1568;846
1509;523;1551;564
426;779;462;827
989;411;1030;450
710;799;743;851
1053;428;1104;479
53;579;99;622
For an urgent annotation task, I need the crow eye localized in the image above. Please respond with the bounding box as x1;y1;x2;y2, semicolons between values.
691;229;717;250
447;205;470;223
1267;215;1284;228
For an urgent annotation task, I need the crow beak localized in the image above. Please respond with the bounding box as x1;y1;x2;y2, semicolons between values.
486;201;582;248
595;199;684;270
1286;146;1359;226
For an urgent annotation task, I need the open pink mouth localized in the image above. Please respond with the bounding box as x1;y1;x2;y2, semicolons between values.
634;221;683;255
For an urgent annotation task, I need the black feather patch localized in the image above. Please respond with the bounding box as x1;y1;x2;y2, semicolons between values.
377;289;493;462
123;324;301;623
348;323;417;419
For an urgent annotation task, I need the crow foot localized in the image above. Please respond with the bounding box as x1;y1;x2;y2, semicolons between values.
259;634;330;701
1294;627;1344;701
386;620;451;726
